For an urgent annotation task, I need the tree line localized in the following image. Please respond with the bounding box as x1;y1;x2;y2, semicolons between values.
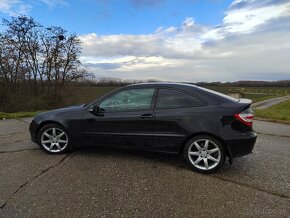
0;16;92;97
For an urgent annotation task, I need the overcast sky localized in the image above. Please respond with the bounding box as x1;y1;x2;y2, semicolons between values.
0;0;290;82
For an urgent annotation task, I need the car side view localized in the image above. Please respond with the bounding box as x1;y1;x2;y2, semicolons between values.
29;83;257;173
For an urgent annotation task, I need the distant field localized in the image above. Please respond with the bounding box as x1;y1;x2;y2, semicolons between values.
204;86;290;95
204;86;290;102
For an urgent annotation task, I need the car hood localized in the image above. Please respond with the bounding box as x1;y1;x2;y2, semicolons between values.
35;104;85;119
51;104;86;112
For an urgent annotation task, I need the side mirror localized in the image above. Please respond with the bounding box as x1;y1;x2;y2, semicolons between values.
88;105;96;113
89;105;104;116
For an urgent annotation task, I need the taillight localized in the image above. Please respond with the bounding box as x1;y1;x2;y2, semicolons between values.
234;108;254;127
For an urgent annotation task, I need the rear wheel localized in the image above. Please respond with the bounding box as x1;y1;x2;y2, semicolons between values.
37;124;71;154
184;135;225;173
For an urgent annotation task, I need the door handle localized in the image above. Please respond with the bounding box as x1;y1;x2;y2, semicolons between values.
140;114;153;119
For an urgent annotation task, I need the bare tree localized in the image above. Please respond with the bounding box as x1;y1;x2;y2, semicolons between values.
0;16;89;95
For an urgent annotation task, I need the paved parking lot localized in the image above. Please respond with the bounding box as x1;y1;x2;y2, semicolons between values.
0;118;289;217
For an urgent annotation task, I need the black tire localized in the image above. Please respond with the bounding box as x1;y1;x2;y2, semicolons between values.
37;123;72;154
183;135;225;173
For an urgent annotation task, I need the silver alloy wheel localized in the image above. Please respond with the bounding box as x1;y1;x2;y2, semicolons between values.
41;128;68;153
188;139;221;170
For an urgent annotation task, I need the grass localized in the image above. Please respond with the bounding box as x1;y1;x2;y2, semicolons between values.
254;100;290;123
0;111;44;120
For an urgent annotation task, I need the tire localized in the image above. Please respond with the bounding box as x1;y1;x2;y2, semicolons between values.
184;135;225;173
37;124;72;154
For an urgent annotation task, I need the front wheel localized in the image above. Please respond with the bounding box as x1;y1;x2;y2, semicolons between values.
37;124;71;154
184;135;225;173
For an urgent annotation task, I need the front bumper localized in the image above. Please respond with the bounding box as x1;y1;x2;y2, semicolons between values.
29;120;38;143
224;131;257;158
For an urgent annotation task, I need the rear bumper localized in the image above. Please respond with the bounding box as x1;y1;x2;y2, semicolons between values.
224;131;257;158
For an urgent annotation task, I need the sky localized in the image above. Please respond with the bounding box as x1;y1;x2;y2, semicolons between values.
0;0;290;82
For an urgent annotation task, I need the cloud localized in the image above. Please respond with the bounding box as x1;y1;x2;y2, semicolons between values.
37;0;69;8
229;0;289;10
80;0;290;82
201;0;290;41
0;0;31;15
2;0;290;81
223;0;290;33
79;31;203;60
0;0;68;15
79;16;208;60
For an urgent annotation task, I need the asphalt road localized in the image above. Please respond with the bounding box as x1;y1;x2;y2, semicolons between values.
0;118;289;217
252;95;290;110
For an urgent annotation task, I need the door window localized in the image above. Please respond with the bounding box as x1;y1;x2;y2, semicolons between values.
99;88;155;112
156;89;206;109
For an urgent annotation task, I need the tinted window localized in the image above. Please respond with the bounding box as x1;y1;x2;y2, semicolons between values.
156;89;205;109
99;88;154;112
197;86;238;102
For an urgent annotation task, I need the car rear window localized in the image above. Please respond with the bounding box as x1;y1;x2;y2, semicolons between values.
196;86;239;102
156;88;206;109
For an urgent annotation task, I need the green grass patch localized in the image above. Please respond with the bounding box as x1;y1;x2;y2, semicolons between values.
254;100;290;123
0;111;44;120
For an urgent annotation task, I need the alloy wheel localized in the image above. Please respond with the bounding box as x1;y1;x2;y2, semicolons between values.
41;128;68;153
187;139;221;170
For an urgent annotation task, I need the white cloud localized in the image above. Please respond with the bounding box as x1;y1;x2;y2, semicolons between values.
0;0;68;15
201;0;290;40
0;0;31;15
223;0;290;34
37;0;68;8
1;0;289;81
80;0;290;82
79;32;203;60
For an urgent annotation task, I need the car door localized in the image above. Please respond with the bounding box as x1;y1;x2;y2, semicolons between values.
151;88;207;153
82;87;156;148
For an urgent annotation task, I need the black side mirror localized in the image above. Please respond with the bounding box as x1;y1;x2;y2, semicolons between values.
89;105;104;116
88;105;95;113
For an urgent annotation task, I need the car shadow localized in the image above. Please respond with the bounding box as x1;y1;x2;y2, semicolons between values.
71;145;251;174
73;145;189;170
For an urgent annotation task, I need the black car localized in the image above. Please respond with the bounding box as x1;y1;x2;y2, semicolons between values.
29;83;257;173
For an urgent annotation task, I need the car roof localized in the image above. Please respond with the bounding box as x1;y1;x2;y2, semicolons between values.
126;82;199;89
125;82;238;104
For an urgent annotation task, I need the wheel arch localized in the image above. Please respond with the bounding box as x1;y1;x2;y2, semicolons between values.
36;121;68;143
180;132;233;163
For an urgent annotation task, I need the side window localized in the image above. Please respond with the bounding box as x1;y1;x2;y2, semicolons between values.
156;89;205;109
99;88;155;112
